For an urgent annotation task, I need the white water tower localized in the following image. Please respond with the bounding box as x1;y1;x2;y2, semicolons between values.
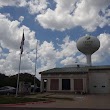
76;35;100;66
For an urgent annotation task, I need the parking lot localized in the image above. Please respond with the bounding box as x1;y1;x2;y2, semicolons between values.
1;93;110;109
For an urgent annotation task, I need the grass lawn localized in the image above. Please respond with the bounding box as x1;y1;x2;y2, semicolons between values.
0;95;47;104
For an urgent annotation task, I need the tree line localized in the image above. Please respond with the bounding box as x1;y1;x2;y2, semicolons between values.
0;73;40;88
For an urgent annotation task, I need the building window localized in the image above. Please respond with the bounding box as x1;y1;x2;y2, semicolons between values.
62;79;70;90
102;86;105;87
74;79;83;91
50;79;59;90
93;86;97;88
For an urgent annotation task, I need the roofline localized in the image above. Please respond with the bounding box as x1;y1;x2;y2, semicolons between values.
39;65;110;74
40;72;88;74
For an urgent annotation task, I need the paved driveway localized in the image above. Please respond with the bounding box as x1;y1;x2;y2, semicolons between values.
1;93;110;109
1;107;109;110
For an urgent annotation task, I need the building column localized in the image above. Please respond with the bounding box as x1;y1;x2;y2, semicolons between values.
47;78;50;91
59;78;62;91
83;78;87;93
70;78;74;91
40;78;44;92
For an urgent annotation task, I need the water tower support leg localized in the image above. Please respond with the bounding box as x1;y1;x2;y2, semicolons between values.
86;55;91;66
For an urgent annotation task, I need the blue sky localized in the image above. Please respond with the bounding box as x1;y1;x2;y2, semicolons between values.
0;0;110;79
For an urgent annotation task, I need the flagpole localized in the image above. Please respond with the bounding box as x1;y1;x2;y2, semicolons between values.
16;52;22;97
16;30;25;97
34;41;38;93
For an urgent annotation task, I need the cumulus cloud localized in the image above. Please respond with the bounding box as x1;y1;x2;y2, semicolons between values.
0;13;110;78
0;13;37;76
0;0;48;15
92;33;110;64
56;36;78;59
60;57;76;65
36;7;74;31
19;16;24;22
36;0;110;32
58;34;110;66
73;0;110;31
0;0;110;32
0;0;27;7
0;13;37;52
38;41;57;70
0;8;110;80
27;0;48;14
0;13;58;79
0;12;58;79
34;34;110;69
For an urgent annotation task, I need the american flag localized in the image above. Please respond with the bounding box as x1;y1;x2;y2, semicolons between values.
20;31;25;54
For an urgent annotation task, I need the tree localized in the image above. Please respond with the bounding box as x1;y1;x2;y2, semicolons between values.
0;73;40;87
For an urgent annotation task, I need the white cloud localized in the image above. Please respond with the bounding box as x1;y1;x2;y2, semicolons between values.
0;0;18;7
0;13;57;79
0;14;20;50
0;48;2;53
36;8;74;31
0;14;36;52
0;10;110;79
36;0;110;32
0;13;37;76
0;0;48;15
27;0;48;14
32;36;77;67
73;0;110;32
59;34;110;66
76;54;86;64
92;33;110;64
38;41;56;69
19;16;24;22
0;0;27;7
0;13;110;78
56;36;78;59
0;0;110;32
36;0;77;31
60;57;76;65
0;13;58;79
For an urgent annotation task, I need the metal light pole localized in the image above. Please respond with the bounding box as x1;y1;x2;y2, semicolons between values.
34;41;38;93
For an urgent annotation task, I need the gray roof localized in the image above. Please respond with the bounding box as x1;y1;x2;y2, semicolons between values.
39;67;88;74
89;65;110;70
39;65;110;74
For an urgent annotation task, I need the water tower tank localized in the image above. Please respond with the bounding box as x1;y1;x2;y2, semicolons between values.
76;35;100;66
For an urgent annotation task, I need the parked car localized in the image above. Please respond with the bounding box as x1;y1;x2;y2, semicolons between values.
31;85;40;92
0;86;16;95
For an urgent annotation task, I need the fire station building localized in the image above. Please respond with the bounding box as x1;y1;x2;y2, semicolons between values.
40;65;110;94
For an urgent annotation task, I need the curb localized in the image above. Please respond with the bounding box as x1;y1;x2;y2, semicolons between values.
0;100;56;107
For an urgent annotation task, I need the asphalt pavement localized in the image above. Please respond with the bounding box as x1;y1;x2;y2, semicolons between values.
0;107;110;110
1;93;110;109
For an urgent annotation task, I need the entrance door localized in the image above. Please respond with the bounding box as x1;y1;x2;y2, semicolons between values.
62;79;70;90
